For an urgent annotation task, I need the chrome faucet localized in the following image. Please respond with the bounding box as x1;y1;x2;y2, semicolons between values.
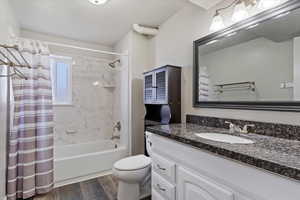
241;124;255;133
225;121;241;133
225;121;255;134
111;122;121;140
113;121;121;132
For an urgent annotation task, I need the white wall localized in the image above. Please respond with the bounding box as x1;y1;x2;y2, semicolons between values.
0;0;19;199
114;31;154;155
131;32;155;154
151;0;300;125
113;32;131;152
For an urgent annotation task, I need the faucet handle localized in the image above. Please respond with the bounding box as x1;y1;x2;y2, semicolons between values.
225;121;236;133
242;124;255;133
225;121;234;126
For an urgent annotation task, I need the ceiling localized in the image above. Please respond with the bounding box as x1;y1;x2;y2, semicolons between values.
189;0;224;10
10;0;191;46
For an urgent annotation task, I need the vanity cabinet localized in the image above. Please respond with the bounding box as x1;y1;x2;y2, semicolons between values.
149;132;300;200
177;167;234;200
144;65;181;105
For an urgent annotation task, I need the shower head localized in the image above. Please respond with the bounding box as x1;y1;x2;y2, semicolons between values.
108;59;121;68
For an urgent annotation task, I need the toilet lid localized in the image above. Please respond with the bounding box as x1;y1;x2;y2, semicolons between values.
114;155;151;171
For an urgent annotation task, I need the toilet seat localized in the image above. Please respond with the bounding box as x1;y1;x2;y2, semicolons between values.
114;155;151;171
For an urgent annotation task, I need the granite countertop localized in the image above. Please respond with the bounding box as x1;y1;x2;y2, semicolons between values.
147;123;300;182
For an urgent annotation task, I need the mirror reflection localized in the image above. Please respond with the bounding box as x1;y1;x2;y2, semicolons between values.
198;8;300;102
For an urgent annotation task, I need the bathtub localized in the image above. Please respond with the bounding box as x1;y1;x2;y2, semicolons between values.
54;139;128;187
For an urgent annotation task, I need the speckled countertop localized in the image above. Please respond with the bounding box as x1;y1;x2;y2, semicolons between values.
147;123;300;181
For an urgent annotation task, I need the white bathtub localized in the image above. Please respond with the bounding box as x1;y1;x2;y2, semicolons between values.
54;140;128;187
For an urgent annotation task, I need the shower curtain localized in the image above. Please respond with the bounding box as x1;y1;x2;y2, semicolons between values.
6;39;54;200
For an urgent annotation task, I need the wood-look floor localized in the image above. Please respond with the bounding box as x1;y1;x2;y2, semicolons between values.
33;175;151;200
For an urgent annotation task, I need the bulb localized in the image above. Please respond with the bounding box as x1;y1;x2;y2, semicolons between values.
88;0;108;5
93;81;100;86
258;0;281;10
232;1;249;22
209;12;225;32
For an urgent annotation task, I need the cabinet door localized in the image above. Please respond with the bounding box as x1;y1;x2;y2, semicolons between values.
144;72;155;104
155;68;168;104
152;189;168;200
152;172;176;200
177;167;234;200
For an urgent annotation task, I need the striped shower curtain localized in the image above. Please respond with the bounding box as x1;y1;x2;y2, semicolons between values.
6;39;54;200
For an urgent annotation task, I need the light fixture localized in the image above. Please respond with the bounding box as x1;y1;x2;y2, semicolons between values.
232;0;249;22
209;0;257;32
88;0;109;5
209;11;225;32
258;0;281;10
93;81;100;86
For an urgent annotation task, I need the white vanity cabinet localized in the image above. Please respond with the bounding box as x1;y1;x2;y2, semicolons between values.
149;132;300;200
177;167;234;200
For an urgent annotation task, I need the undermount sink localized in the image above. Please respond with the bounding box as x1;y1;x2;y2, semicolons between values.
195;133;254;144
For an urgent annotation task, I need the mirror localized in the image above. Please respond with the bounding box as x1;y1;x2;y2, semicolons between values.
194;1;300;111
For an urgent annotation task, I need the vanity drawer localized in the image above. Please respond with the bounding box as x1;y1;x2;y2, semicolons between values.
152;153;176;183
152;172;176;200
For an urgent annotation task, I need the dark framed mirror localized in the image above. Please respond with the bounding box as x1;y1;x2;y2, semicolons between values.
193;0;300;111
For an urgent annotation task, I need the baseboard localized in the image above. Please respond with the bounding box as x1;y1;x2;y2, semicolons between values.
54;170;113;188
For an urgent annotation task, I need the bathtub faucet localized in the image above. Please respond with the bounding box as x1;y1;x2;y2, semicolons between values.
111;122;121;140
111;135;120;140
113;121;121;132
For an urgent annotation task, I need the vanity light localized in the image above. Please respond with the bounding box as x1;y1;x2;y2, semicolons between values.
209;11;225;32
209;0;259;32
232;0;249;22
93;81;100;86
88;0;109;5
209;0;283;32
258;0;281;10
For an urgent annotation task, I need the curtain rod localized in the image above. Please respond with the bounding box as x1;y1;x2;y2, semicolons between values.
19;38;128;56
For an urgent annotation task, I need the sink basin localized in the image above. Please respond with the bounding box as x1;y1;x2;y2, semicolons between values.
195;133;254;144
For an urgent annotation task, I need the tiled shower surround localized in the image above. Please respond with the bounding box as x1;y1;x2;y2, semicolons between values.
54;56;121;146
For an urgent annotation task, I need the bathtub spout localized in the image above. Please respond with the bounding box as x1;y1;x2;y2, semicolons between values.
111;135;120;140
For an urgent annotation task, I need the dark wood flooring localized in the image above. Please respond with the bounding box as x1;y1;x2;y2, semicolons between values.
33;175;151;200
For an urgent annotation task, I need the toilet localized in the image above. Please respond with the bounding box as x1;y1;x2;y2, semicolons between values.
113;132;152;200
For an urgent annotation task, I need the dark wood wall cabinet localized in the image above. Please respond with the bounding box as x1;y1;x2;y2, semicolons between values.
144;65;181;124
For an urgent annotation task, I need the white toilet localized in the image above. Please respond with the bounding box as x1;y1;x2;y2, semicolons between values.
113;132;152;200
